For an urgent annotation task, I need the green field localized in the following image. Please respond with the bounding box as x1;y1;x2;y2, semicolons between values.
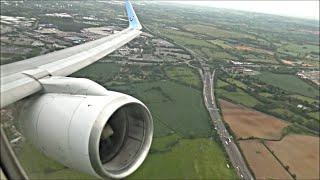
278;43;319;57
184;24;255;39
110;78;235;179
245;57;279;64
309;111;320;121
270;108;305;122
164;66;202;88
199;48;236;61
259;92;273;97
290;94;319;104
110;76;235;179
217;79;230;88
216;88;260;107
17;142;97;180
154;27;214;48
209;39;233;49
216;79;259;107
72;62;121;84
150;133;181;152
112;81;211;138
165;33;213;48
129;137;236;179
17;80;234;180
225;78;248;89
257;72;319;98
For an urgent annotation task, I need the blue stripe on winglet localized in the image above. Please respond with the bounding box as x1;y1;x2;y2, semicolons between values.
125;0;142;30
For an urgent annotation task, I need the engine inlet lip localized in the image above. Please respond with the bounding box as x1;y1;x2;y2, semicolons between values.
88;96;153;179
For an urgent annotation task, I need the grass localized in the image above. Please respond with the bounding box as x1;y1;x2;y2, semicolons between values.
270;108;305;123
156;28;214;48
16;142;97;180
216;88;260;107
165;33;213;48
200;48;236;60
164;66;202;88
111;79;236;179
308;111;320;121
256;72;319;98
245;57;279;64
259;92;273;97
112;81;211;138
217;79;230;88
290;94;319;104
150;133;181;152
209;39;233;49
39;16;96;32
184;24;255;39
282;123;317;136
110;76;235;179
17;68;230;180
160;27;196;38
278;43;319;57
216;79;259;107
129;138;237;180
71;62;121;85
225;78;248;89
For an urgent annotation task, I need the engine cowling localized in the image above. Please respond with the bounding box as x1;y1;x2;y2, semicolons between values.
18;77;153;179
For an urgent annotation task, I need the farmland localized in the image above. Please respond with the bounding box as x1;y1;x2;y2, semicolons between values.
183;24;255;39
72;62;121;85
217;69;319;132
164;66;202;89
16;65;234;179
197;48;236;61
265;135;320;179
290;94;319;104
154;27;214;48
219;100;319;180
129;138;236;179
277;43;319;57
111;81;211;138
219;100;289;140
239;140;292;180
216;88;260;108
109;79;236;179
256;72;319;98
1;0;319;179
16;142;97;180
72;59;236;178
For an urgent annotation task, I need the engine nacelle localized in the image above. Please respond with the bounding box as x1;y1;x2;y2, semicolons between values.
18;77;153;179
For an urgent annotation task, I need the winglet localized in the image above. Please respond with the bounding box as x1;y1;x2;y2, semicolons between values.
125;0;142;30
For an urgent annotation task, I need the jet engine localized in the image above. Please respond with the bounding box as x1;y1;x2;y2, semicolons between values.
18;77;153;179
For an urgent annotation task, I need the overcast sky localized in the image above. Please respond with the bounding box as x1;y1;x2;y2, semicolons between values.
173;1;319;20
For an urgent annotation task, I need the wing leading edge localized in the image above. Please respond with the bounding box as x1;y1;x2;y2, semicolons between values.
0;1;142;108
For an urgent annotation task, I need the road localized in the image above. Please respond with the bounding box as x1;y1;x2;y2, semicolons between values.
145;28;254;179
202;69;254;180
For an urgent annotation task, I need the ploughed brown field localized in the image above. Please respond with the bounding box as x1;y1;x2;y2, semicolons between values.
239;140;292;180
266;135;320;180
219;99;289;139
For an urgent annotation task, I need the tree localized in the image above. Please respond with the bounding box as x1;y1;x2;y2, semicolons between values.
285;165;289;170
292;174;296;179
224;85;237;92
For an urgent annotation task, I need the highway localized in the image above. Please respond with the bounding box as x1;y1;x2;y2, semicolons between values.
202;69;254;180
147;28;255;179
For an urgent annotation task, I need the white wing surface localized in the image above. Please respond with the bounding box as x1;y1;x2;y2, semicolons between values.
0;0;141;108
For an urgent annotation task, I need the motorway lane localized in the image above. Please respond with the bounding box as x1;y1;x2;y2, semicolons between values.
202;70;254;180
149;35;254;179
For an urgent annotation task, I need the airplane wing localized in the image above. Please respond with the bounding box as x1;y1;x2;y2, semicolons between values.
0;0;141;108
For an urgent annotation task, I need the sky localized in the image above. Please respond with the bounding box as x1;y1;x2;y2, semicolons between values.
173;1;319;20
